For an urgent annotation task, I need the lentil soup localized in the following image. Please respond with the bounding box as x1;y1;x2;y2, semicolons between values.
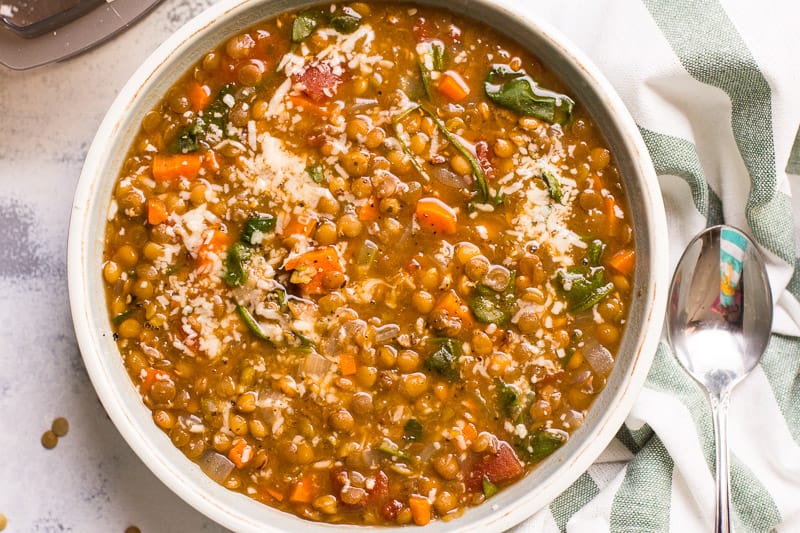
103;2;635;526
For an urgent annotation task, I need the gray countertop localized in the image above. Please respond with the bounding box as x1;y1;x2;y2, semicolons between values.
0;1;228;531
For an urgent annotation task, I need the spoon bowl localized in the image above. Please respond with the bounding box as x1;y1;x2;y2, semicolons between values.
667;225;773;532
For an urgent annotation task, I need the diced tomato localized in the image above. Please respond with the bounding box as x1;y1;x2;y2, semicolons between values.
368;470;389;503
465;440;524;492
475;141;496;181
293;62;343;103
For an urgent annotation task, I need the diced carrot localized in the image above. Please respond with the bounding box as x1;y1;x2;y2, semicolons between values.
204;150;220;173
188;81;212;112
608;248;635;276
437;70;470;101
605;196;619;237
435;290;474;327
141;368;171;394
228;438;255;469
266;487;285;502
282;211;317;239
289;474;317;504
357;196;380;222
416;197;457;235
408;495;432;526
147;198;169;225
197;230;230;269
339;352;357;376
283;246;343;295
152;154;203;181
462;421;477;445
288;95;330;117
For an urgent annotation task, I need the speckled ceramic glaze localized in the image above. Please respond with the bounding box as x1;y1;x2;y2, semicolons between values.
68;0;668;531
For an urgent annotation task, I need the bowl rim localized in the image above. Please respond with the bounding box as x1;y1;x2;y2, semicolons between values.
68;0;669;531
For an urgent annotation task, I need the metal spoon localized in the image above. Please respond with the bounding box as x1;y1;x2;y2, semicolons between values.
666;225;773;532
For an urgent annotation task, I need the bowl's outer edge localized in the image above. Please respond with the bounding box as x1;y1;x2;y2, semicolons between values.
67;0;669;531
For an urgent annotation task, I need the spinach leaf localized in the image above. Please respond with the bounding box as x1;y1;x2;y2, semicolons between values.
419;104;494;204
403;419;424;442
204;83;237;132
171;117;205;154
586;239;606;266
496;380;520;418
377;438;411;460
541;170;562;203
112;311;133;326
469;273;516;325
482;476;499;498
485;64;574;125
241;215;276;245
292;11;320;42
236;305;271;341
516;430;566;462
424;338;461;380
331;7;362;33
557;266;614;312
223;242;251;287
306;164;324;184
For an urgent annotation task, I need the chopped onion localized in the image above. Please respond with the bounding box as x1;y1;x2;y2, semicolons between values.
374;324;401;343
432;166;470;189
198;451;235;484
583;341;614;376
302;351;332;376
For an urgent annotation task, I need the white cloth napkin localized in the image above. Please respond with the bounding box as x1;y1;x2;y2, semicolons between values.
501;0;800;531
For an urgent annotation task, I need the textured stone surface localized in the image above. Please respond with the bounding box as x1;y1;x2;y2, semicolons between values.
0;1;228;531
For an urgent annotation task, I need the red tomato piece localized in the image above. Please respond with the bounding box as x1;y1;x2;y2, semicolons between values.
475;141;496;181
293;62;343;103
465;440;524;492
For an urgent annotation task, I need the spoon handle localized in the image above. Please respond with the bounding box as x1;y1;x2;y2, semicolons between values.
710;391;733;533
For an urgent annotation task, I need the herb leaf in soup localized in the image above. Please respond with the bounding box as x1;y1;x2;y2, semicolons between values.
425;338;461;380
236;304;271;342
517;429;566;461
403;419;424;442
482;476;499;498
223;242;251;287
306;164;324;184
330;7;362;33
171;118;205;154
496;380;520;417
557;266;614;312
292;11;320;42
241;215;276;245
470;273;516;325
485;64;574;125
541;170;563;203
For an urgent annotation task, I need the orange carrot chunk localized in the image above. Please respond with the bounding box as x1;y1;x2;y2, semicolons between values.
288;95;330;117
141;368;172;394
416;197;457;235
188;81;212;112
147;198;169;225
437;70;470;101
288;474;317;503
152;154;203;181
409;495;432;526
228;439;255;469
196;230;230;269
357;196;380;221
435;290;474;327
339;352;357;376
282;211;317;239
284;246;343;295
608;248;635;276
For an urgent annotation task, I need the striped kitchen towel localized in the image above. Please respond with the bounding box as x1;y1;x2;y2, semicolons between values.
506;0;800;531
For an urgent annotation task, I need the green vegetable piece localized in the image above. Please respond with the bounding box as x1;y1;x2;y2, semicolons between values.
171;118;205;154
424;338;461;380
236;305;271;341
517;430;566;462
306;164;324;184
357;239;379;266
292;12;320;42
469;277;515;325
496;380;520;417
112;311;133;326
485;64;574;125
586;239;606;267
377;439;411;460
223;242;251;287
557;266;614;312
331;7;362;33
241;215;276;245
403;419;424;442
482;476;499;498
203;83;237;132
393;120;431;182
431;41;446;71
419;104;492;203
541;170;563;203
419;61;434;101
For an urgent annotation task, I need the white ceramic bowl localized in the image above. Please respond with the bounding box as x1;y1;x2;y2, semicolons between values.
68;0;668;531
